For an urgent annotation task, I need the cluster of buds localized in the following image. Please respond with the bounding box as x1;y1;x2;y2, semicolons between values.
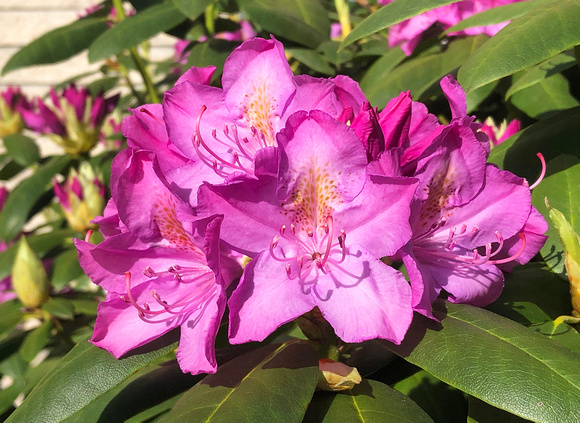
0;87;30;137
20;84;119;155
53;162;106;232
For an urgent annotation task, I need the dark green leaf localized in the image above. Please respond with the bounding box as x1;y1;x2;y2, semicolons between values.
160;341;318;422
360;47;407;108
19;320;53;362
468;396;530;423
531;155;580;274
42;297;75;321
392;369;468;423
0;158;25;180
509;73;579;119
88;3;187;62
340;0;457;50
0;300;23;337
70;298;99;317
444;0;552;35
287;48;335;75
384;301;580;421
458;0;580;92
487;107;580;181
171;0;212;20
2;18;108;74
466;80;498;113
5;336;178;423
237;0;330;48
363;36;487;108
50;248;86;291
505;51;577;99
304;379;433;423
0;156;72;241
0;379;25;416
184;39;238;81
0;230;79;281
2;134;40;167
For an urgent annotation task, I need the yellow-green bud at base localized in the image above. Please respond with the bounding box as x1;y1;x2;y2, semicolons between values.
316;358;362;391
12;237;50;308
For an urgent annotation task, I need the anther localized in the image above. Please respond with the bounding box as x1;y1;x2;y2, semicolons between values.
143;266;155;277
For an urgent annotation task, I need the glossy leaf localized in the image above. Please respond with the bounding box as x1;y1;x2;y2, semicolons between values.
237;0;330;48
184;39;239;81
468;396;529;423
2;18;109;75
505;51;577;99
42;297;75;321
19;320;53;362
0;156;72;242
2;134;40;168
5;336;178;423
287;48;335;75
458;0;580;92
304;379;433;422
88;3;187;62
510;73;579;119
360;47;407;108
171;0;212;20
383;300;580;422
487;107;580;182
531;155;580;275
50;248;86;291
340;0;457;51
160;341;318;422
362;36;487;108
444;0;552;35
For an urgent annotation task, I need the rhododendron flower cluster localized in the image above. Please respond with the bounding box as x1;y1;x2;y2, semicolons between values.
76;37;546;375
379;0;528;55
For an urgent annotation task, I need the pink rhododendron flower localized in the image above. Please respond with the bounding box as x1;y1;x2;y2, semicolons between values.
380;0;528;55
0;86;30;137
198;110;417;344
163;37;365;181
76;150;231;374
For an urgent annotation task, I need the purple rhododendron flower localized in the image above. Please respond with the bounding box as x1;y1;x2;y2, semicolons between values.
480;117;521;146
379;0;528;55
76;150;231;374
198;110;418;344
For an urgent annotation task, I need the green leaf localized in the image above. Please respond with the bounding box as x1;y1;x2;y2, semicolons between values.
360;47;407;108
88;3;187;62
0;229;79;281
392;369;468;422
2;134;40;168
304;379;433;422
42;297;75;321
532;155;580;275
458;0;580;92
19;320;53;362
171;0;212;20
362;36;487;108
466;80;498;113
444;0;552;35
237;0;330;48
0;300;23;337
2;18;109;75
5;336;179;423
340;0;458;51
383;301;580;422
160;341;318;422
505;51;577;99
0;157;25;181
487;107;580;181
50;248;86;291
468;396;529;423
0;156;72;241
287;48;335;75
184;39;238;81
509;73;579;119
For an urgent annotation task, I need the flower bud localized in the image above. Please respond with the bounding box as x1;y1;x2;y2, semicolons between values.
12;237;49;308
54;163;106;232
546;199;580;316
0;87;29;138
316;358;362;392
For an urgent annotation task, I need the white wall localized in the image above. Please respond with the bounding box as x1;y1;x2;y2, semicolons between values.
0;0;177;97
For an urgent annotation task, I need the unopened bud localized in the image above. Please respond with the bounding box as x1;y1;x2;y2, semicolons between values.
317;358;362;392
546;199;580;316
12;237;49;308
